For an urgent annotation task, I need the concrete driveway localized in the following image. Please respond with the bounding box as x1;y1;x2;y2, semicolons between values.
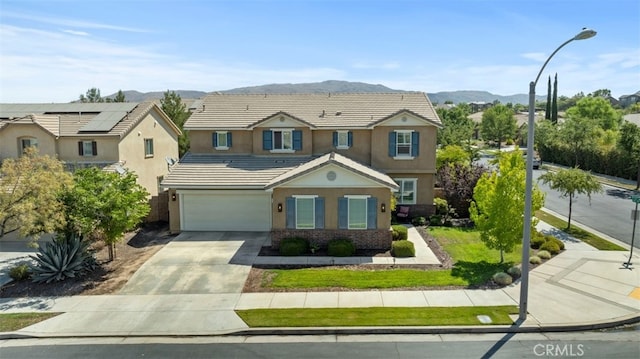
119;231;268;295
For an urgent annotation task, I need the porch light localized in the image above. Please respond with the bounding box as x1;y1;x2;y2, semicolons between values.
381;203;386;213
277;203;283;212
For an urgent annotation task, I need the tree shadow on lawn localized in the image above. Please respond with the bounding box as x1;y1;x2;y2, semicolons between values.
451;260;512;287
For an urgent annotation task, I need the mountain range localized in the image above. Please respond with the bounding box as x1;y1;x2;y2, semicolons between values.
105;80;549;105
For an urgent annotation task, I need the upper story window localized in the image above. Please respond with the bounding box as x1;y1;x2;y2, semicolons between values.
333;131;353;149
144;138;154;157
263;129;302;152
213;131;232;150
20;137;38;153
388;130;419;159
78;140;97;156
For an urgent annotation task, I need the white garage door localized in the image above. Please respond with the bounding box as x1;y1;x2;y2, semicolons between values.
179;190;271;231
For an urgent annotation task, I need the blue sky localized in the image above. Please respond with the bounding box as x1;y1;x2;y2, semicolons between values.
1;0;638;102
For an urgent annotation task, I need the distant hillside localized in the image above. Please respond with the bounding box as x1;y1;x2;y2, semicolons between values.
427;90;544;105
220;80;404;94
103;81;551;105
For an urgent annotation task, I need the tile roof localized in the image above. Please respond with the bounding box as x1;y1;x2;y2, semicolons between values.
265;152;398;190
0;102;180;138
160;154;314;188
161;152;398;190
185;92;441;129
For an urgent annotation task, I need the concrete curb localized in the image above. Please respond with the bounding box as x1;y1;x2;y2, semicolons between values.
2;313;638;340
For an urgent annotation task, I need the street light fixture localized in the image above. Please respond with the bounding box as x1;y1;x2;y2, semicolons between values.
519;28;597;322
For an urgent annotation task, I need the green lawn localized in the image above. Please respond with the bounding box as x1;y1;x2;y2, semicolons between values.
535;210;626;251
267;268;468;289
0;313;61;332
262;227;515;290
236;306;518;327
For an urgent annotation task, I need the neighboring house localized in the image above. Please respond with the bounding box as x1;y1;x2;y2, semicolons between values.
162;93;442;249
0;102;181;221
619;91;640;108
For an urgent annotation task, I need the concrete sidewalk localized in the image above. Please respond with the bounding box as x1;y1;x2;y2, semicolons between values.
0;223;638;337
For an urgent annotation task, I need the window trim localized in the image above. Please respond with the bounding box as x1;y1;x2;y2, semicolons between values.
395;130;413;159
336;130;350;149
144;138;154;158
293;195;317;229
270;128;294;153
394;178;417;205
215;131;229;150
345;195;370;230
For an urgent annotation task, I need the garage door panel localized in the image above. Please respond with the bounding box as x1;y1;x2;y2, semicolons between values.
180;191;271;231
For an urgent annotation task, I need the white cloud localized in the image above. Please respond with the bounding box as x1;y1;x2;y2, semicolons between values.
352;61;400;70
520;52;548;62
61;29;90;36
2;10;150;33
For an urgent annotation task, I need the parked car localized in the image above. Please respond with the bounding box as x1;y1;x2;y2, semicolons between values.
522;150;542;169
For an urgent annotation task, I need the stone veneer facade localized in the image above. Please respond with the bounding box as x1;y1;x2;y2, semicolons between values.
270;228;393;250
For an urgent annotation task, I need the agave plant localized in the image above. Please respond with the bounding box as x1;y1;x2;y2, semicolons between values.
30;233;97;284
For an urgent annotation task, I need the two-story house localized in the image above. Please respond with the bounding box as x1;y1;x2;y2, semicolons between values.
0;102;182;221
162;93;441;249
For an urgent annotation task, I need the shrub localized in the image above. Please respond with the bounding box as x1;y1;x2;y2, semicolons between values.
529;255;542;264
434;198;449;216
429;215;442;226
539;240;560;255
391;225;408;241
531;233;546;249
505;138;514;146
411;216;427;227
279;237;309;256
537;250;552;259
392;240;415;257
507;265;521;279
30;233;96;284
545;235;565;250
492;272;513;286
327;238;356;257
9;264;31;281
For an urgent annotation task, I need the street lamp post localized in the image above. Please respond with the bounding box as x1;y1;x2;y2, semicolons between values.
519;28;597;322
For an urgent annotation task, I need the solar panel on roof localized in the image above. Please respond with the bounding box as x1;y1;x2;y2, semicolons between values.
79;111;128;132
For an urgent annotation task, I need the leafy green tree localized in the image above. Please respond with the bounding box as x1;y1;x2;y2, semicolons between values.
61;168;150;261
558;116;599;167
436;163;488;218
436;145;471;169
79;87;104;103
108;90;126;103
538;167;602;229
436;104;475;147
566;96;622;131
161;90;190;157
545;76;552;121
469;150;544;262
480;104;517;150
0;148;72;242
618;121;640;189
589;89;611;98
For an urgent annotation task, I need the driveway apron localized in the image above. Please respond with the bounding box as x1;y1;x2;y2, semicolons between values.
119;231;268;295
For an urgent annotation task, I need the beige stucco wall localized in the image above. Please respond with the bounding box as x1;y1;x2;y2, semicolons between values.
57;137;120;163
188;130;253;154
168;188;180;233
118;110;179;197
311;129;372;164
0;124;57;160
272;187;392;230
370;125;437;172
252;127;313;155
